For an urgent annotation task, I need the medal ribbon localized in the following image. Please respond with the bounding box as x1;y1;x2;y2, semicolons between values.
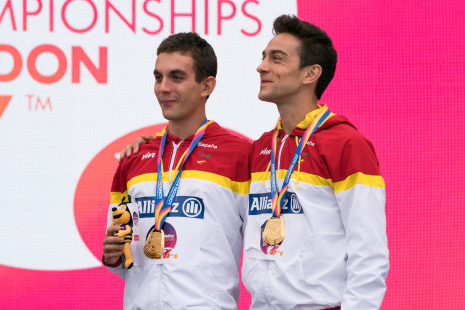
270;106;331;217
154;118;212;230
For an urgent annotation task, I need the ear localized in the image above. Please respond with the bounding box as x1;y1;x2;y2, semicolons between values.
302;64;322;86
201;76;216;98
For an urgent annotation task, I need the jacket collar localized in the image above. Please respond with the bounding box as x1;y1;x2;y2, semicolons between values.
276;104;331;137
165;120;217;144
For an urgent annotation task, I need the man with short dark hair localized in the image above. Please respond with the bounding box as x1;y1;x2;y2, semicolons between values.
242;15;389;309
123;15;389;310
102;32;252;309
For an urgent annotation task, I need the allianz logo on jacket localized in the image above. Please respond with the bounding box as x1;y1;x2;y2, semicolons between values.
248;192;303;215
141;151;156;160
198;142;217;149
135;196;205;219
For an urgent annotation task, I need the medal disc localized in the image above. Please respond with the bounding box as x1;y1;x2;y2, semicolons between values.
263;216;285;245
144;229;165;259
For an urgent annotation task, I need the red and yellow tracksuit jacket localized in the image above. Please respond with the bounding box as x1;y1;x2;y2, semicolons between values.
105;122;252;310
242;105;389;310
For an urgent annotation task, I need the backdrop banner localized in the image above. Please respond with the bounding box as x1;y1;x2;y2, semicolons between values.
1;0;464;309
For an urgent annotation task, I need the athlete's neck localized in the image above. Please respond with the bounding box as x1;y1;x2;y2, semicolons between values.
167;111;207;141
277;99;319;135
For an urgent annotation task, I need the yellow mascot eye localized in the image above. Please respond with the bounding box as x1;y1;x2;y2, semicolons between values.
120;207;124;211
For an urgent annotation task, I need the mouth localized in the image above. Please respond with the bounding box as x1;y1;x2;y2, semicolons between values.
159;98;177;106
113;213;122;219
260;80;272;86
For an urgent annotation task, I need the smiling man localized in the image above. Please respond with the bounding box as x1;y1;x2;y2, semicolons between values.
123;15;389;310
102;33;252;309
242;15;389;309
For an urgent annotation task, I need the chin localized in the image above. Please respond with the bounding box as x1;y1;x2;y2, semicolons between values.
258;92;277;103
162;111;187;121
161;109;179;120
162;112;173;120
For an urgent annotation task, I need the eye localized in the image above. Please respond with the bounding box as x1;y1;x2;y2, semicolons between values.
172;75;183;80
273;56;282;61
120;207;124;211
154;75;162;82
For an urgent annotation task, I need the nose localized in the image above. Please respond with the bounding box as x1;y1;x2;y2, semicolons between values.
257;58;269;74
112;207;117;211
158;76;171;93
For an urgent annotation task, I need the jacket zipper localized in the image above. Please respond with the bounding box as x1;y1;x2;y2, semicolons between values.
160;142;180;308
265;136;288;309
263;136;287;309
169;141;183;183
157;264;163;309
276;134;289;181
263;260;274;310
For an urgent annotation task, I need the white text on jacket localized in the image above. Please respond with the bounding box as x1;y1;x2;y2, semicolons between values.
142;152;156;160
198;142;217;149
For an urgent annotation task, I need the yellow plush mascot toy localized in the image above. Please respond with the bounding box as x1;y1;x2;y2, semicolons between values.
111;195;134;269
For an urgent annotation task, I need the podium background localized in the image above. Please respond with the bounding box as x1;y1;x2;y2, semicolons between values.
1;0;464;308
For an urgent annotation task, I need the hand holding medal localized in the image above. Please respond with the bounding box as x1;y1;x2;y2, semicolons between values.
262;106;331;246
144;119;212;259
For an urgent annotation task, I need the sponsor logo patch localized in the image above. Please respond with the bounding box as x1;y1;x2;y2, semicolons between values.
142;151;156;160
200;149;211;158
182;197;203;218
248;192;303;216
135;196;205;219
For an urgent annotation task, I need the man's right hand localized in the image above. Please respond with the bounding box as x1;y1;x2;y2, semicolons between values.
102;225;125;265
118;135;155;162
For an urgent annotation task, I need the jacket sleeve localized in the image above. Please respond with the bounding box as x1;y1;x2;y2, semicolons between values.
326;133;389;309
103;162;128;280
222;139;252;268
234;142;254;236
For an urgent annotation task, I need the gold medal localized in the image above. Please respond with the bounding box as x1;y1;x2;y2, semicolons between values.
144;229;165;259
262;216;285;245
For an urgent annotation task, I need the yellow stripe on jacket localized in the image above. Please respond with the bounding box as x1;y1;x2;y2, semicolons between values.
252;170;385;193
111;170;250;204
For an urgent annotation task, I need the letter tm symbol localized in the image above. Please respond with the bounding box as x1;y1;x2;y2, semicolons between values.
27;95;52;111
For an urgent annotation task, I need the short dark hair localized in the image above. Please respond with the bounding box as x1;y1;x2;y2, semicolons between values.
157;32;217;83
273;15;337;100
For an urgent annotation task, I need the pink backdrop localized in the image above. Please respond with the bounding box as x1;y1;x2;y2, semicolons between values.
297;0;465;308
2;0;464;308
